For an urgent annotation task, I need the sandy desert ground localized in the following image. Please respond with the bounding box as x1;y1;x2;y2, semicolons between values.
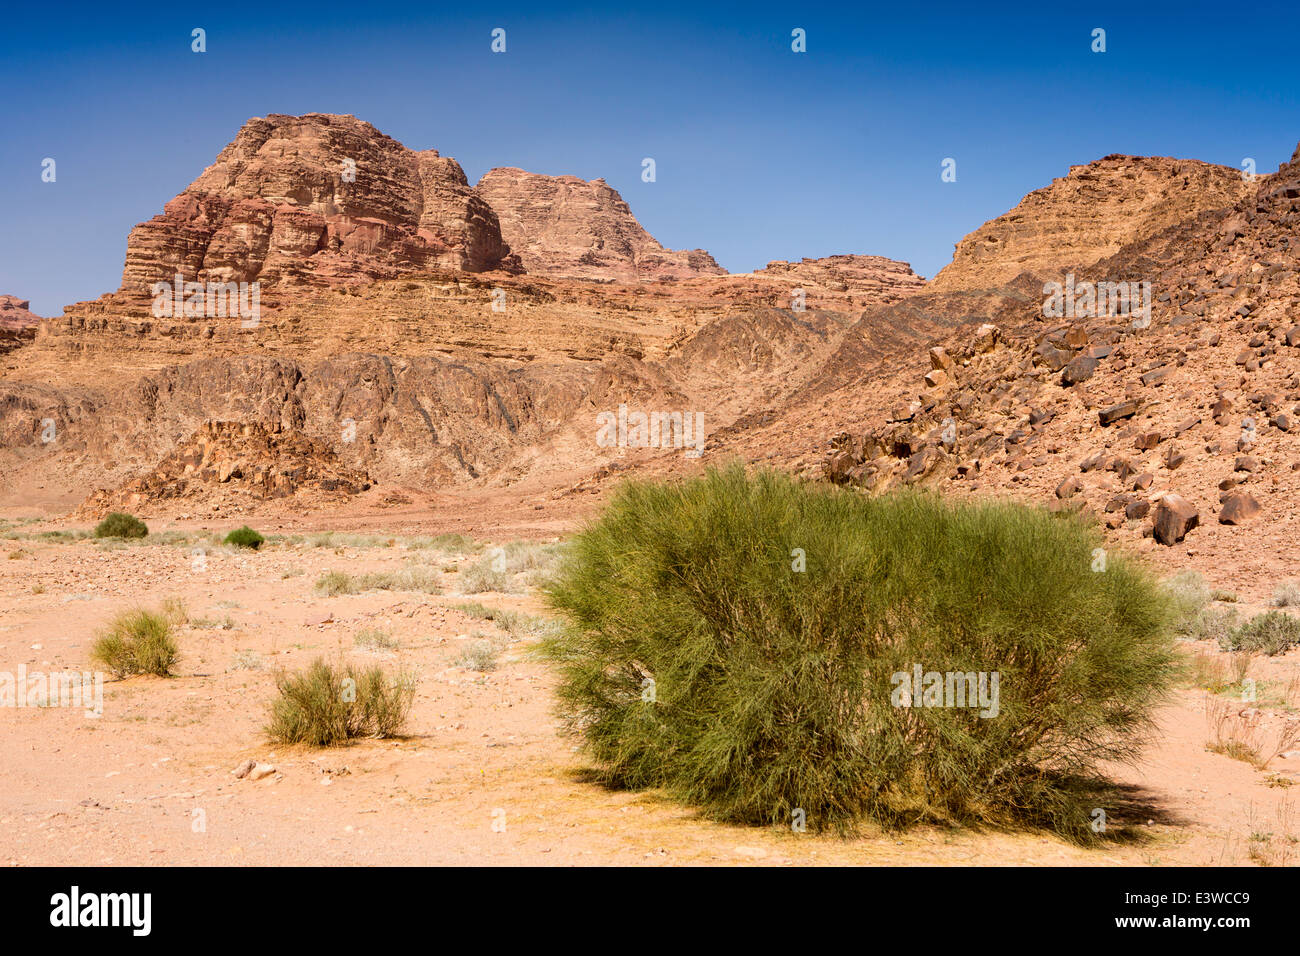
2;512;1297;867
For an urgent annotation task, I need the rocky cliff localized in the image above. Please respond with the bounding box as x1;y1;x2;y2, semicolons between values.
475;167;726;282
110;113;514;311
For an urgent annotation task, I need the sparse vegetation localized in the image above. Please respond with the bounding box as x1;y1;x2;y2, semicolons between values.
355;627;399;651
91;608;180;677
1271;580;1300;608
267;658;416;746
161;596;189;626
224;526;265;550
1205;696;1300;771
232;650;263;670
454;638;499;671
457;556;514;594
1165;571;1210;635
92;512;148;539
1222;611;1300;657
314;567;441;596
541;466;1178;840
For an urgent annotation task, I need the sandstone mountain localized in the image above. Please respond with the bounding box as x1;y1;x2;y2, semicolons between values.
928;155;1253;292
105;113;515;315
475;167;725;282
6;111;1299;587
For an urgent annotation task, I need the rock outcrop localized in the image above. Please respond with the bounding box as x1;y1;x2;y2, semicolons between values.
77;420;372;518
0;296;41;353
111;113;515;309
475;168;725;282
929;155;1253;292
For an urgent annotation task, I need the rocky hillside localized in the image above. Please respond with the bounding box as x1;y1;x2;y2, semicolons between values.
804;141;1300;580
475;168;725;282
928;155;1253;292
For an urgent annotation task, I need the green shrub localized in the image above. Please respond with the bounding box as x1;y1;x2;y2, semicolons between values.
92;512;148;539
541;465;1177;840
267;658;417;746
224;526;265;550
1223;611;1300;656
91;609;179;677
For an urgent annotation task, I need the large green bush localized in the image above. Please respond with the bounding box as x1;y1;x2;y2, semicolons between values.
92;512;148;539
541;465;1177;840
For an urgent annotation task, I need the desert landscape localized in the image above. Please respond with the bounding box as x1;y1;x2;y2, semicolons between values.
1;105;1298;874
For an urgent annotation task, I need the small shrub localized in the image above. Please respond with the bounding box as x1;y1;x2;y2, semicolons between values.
224;526;265;550
1211;589;1238;603
1187;606;1239;646
1165;571;1210;635
542;465;1178;840
1271;580;1300;608
93;512;148;539
1224;611;1300;656
355;628;399;651
267;658;416;745
315;570;355;596
232;650;263;670
458;558;514;594
91;609;179;677
454;638;498;672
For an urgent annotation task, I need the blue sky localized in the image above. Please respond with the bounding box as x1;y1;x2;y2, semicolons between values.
2;0;1297;315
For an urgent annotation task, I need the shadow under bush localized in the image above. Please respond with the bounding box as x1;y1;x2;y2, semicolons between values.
540;465;1177;841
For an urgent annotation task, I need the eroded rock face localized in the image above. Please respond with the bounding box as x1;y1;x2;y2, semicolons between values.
929;155;1253;292
77;420;371;518
0;296;41;353
475;168;726;282
115;113;514;306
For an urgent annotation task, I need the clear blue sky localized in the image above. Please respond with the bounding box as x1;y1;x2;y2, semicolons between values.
2;0;1297;315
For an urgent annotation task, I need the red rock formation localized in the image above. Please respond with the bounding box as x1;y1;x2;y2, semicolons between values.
114;113;515;307
0;295;41;354
475;168;725;282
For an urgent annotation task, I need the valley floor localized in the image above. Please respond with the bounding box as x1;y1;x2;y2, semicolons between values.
1;524;1297;866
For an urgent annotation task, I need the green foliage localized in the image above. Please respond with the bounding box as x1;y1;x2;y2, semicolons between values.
91;608;179;677
224;526;265;550
1222;611;1300;656
267;658;417;746
541;465;1178;840
92;512;148;539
